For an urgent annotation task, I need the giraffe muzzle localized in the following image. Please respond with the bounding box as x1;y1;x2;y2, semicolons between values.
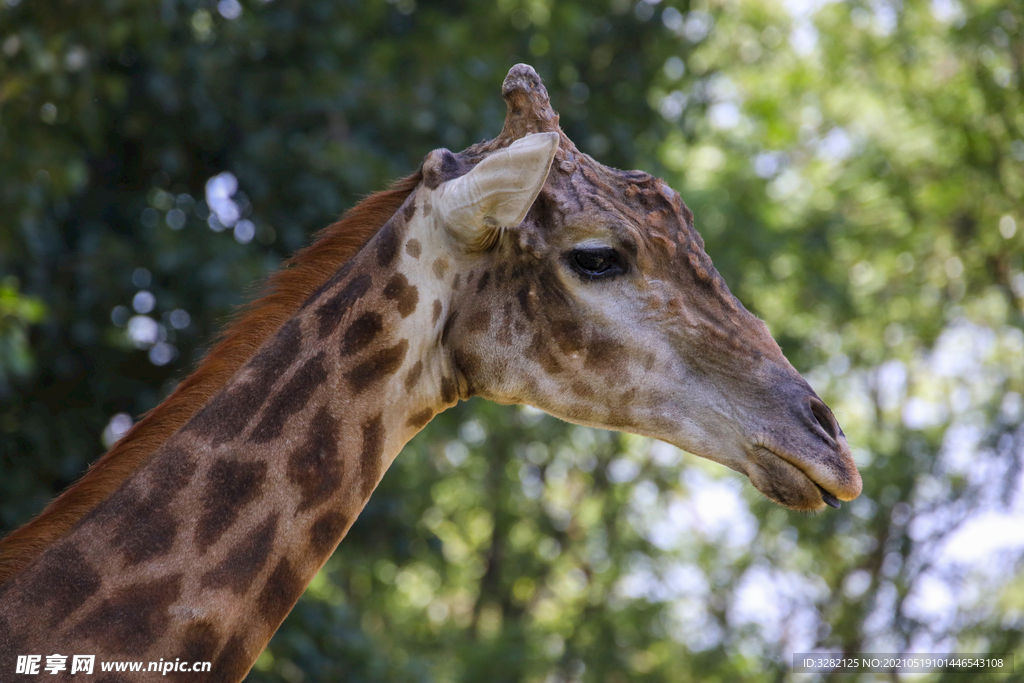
745;424;862;512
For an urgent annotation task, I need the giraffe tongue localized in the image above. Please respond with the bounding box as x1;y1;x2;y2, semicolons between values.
817;484;841;509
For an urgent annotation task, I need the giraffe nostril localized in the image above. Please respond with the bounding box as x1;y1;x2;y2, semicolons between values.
809;397;840;443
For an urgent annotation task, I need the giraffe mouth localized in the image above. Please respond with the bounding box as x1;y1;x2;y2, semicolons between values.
746;444;857;512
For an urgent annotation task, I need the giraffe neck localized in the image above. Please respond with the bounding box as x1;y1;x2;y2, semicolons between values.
0;192;460;680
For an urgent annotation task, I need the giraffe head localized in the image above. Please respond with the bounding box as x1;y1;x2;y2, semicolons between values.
414;64;860;512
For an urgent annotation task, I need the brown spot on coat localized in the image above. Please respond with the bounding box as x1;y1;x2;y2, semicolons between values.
571;380;595;398
341;312;383;356
148;444;198;505
315;273;372;339
212;633;252;683
476;270;491;293
465;310;491;334
404;360;423;390
383;273;419;317
23;543;100;627
187;382;269;446
172;621;220;679
249;319;303;377
407;408;434;429
531;334;562;375
644;353;657;371
359;414;385;500
0;617;27;676
585;336;623;373
287;406;344;511
439;376;458;404
187;320;302;444
201;513;279;595
376;219;402;268
432;258;449;279
432;300;443;325
256;558;305;627
195;458;268;552
301;260;355;311
534;267;570;305
405;239;422;258
113;507;179;567
74;574;183;655
308;510;350;556
249;352;329;443
110;445;196;566
345;340;409;394
550;319;584;355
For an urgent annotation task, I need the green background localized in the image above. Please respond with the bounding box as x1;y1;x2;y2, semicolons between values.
1;0;1022;681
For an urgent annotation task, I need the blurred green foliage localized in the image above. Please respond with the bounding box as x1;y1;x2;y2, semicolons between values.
1;0;1022;681
0;279;46;393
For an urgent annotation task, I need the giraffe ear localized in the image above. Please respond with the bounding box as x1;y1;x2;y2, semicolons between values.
435;132;558;250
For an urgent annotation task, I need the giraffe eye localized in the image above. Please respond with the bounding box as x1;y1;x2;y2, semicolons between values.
569;247;625;280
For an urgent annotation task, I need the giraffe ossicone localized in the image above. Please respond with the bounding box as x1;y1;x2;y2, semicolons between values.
0;63;860;681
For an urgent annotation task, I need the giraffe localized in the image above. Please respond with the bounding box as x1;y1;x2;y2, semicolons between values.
0;64;861;681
